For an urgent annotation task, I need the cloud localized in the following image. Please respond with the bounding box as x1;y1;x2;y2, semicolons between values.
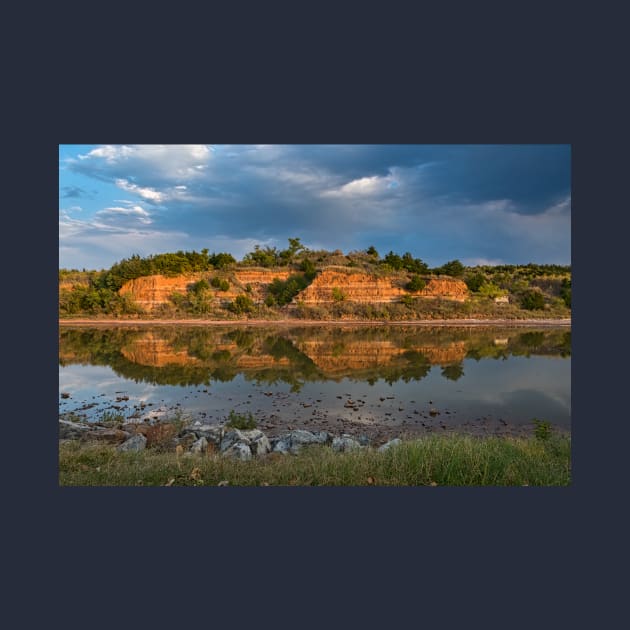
60;144;571;269
115;179;165;203
95;205;153;225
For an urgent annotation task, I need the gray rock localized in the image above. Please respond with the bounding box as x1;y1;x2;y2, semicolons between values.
357;434;371;447
116;434;147;452
185;423;224;445
332;436;362;452
220;429;245;452
223;442;252;461
250;433;271;456
377;438;402;453
272;439;291;454
190;437;208;454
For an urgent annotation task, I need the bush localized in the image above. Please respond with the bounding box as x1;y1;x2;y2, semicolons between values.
225;411;257;430
520;289;545;310
332;287;345;302
229;294;255;314
465;273;485;292
406;275;426;292
211;277;230;291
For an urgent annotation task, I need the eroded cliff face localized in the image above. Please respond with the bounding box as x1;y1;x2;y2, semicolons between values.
296;270;407;304
118;269;292;311
418;277;469;302
116;268;469;310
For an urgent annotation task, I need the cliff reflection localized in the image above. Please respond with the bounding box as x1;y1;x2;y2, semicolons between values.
59;325;571;388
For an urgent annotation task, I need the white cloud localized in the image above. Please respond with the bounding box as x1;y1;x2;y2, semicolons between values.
321;173;397;198
115;178;165;203
96;205;152;225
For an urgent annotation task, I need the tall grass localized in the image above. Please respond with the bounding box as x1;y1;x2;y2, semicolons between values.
59;434;571;486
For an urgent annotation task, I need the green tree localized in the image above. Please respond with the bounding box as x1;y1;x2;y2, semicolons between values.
436;259;464;277
520;289;545;310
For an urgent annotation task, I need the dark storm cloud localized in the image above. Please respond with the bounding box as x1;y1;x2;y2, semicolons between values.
60;144;571;269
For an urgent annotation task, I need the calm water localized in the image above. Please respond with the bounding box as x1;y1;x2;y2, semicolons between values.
59;325;571;438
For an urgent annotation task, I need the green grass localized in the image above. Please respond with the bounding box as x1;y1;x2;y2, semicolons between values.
59;434;571;486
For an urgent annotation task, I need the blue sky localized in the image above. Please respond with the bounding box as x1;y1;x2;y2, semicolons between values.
59;144;571;270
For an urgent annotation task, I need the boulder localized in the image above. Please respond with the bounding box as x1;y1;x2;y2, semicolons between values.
223;443;252;461
249;433;271;456
332;435;363;452
184;422;224;445
377;438;402;453
117;434;147;452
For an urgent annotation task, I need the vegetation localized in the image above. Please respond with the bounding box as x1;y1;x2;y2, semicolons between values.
59;238;571;318
228;294;255;314
266;273;313;306
59;433;571;486
406;275;427;292
520;289;546;310
225;411;257;430
210;277;230;291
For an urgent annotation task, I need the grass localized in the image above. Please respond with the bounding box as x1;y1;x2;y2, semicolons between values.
59;434;571;486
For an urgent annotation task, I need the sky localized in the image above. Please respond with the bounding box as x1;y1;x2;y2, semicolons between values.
59;144;571;270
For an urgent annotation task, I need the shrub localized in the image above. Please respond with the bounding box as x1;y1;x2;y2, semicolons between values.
225;411;257;430
229;294;255;314
520;289;545;310
533;419;552;441
332;287;345;302
211;277;230;291
465;273;485;292
406;275;426;292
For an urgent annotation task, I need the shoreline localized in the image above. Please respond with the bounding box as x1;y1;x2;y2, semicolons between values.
59;318;571;327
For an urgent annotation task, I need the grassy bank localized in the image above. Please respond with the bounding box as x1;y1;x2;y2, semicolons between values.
59;434;571;486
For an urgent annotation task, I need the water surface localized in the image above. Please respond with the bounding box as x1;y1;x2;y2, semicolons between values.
59;325;571;439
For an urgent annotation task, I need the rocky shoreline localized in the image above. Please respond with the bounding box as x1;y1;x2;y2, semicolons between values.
59;417;408;459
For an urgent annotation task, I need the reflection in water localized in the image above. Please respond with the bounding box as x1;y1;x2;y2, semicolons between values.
59;325;570;390
59;325;571;433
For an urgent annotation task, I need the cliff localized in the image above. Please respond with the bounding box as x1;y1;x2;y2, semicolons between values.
115;267;469;311
118;269;292;311
295;270;469;304
296;269;407;304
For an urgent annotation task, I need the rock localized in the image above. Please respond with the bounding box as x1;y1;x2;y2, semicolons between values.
190;437;208;454
378;438;402;452
184;423;223;445
332;435;362;452
357;435;371;447
249;433;271;456
271;439;291;454
220;429;245;452
223;443;252;461
60;392;71;399
117;434;147;452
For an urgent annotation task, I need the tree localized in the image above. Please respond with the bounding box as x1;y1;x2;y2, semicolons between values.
382;251;403;270
520;289;545;310
436;259;464;277
366;245;379;258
